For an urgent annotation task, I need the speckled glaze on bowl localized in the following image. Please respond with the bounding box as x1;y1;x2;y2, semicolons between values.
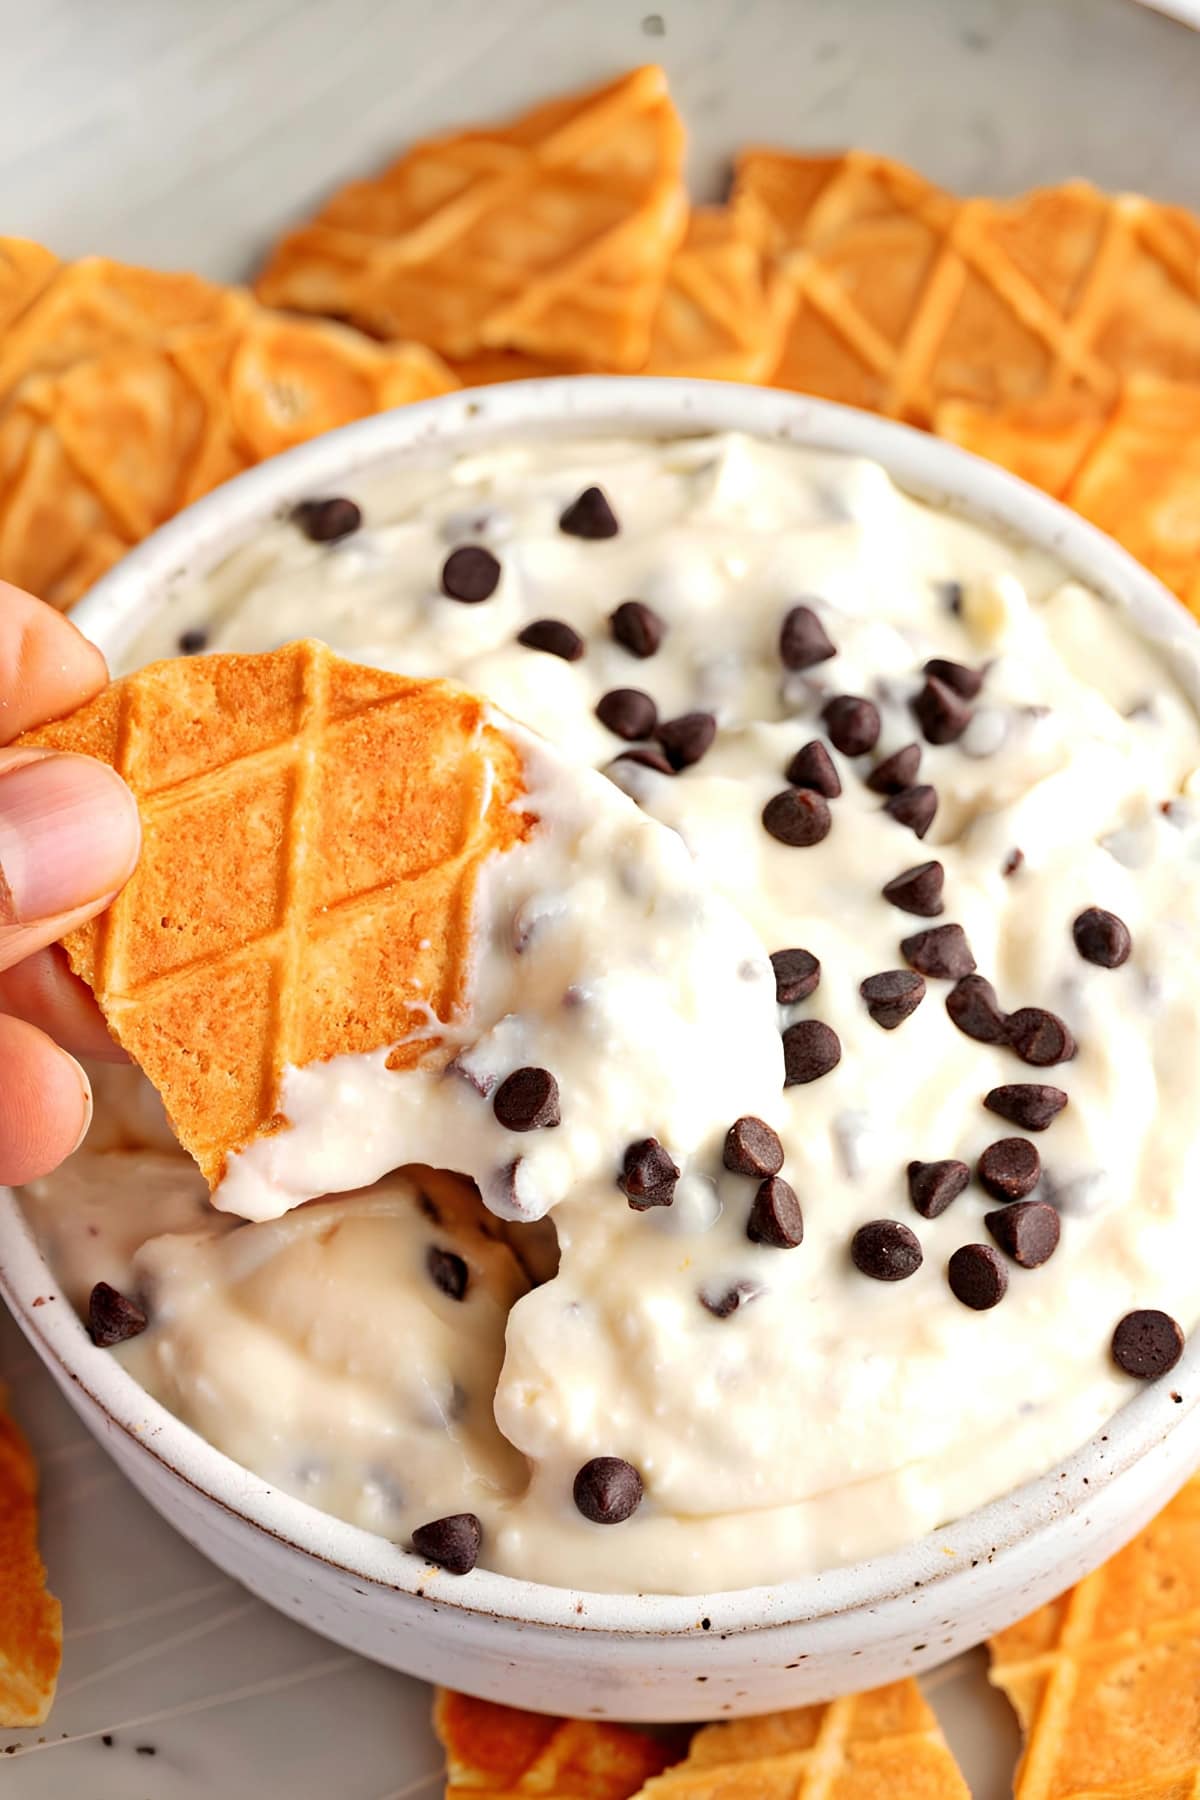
3;379;1199;1721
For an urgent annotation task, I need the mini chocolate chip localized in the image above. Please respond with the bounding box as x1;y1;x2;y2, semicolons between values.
939;580;965;615
441;544;501;602
985;1200;1061;1268
884;784;938;838
762;788;832;847
923;657;983;699
620;1138;680;1209
851;1220;923;1281
292;496;362;542
882;861;945;917
1112;1309;1185;1379
913;675;973;745
947;1244;1009;1310
1002;848;1025;877
822;695;881;757
867;743;921;795
559;486;619;539
724;1116;784;1177
88;1282;148;1348
700;1279;763;1319
178;628;208;655
747;1176;804;1248
493;1067;561;1131
978;1137;1041;1200
779;604;836;670
573;1457;643;1523
771;947;820;1004
596;687;658;740
1073;907;1132;968
1007;1008;1077;1066
610;600;664;658
946;973;1009;1044
786;740;841;797
984;1085;1068;1132
410;1513;482;1574
657;711;717;770
517;618;584;661
901;923;976;980
427;1246;469;1300
907;1159;970;1219
860;969;926;1030
613;746;674;775
782;1019;842;1084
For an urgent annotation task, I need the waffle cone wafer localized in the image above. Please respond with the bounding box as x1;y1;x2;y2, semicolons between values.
0;1400;62;1727
255;65;687;370
19;643;532;1190
937;376;1200;615
989;1474;1200;1797
641;208;789;382
0;243;456;609
634;1681;969;1800
434;1690;676;1800
735;151;1200;426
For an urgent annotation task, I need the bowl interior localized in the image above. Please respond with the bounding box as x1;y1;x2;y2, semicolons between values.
5;375;1200;1634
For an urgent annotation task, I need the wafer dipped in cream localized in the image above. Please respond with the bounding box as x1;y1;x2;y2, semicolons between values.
22;640;784;1225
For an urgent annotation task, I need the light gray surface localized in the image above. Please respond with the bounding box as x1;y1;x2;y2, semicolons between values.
3;0;1197;1790
4;0;1200;284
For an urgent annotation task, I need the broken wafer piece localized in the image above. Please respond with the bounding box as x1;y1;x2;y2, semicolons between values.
0;1399;63;1728
735;152;1200;425
641;208;789;382
0;242;457;609
255;65;687;370
22;641;782;1227
989;1473;1200;1796
937;376;1200;615
435;1689;676;1800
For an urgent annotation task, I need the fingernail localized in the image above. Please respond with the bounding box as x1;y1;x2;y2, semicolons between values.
66;1055;94;1156
0;754;140;923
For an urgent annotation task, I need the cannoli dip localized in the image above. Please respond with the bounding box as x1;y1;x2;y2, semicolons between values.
27;431;1200;1593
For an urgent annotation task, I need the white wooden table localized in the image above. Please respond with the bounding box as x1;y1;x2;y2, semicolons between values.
3;1;1199;1792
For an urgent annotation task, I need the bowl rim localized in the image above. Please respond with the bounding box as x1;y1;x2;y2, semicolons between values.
4;373;1200;1636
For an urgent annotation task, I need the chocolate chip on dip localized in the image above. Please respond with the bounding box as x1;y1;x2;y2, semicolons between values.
291;496;362;542
559;486;620;539
882;861;944;917
984;1085;1068;1132
779;604;836;670
786;740;841;797
517;619;585;661
441;544;501;602
723;1117;785;1177
610;599;665;658
782;1019;842;1084
771;947;821;1003
852;1220;923;1282
1073;907;1132;968
88;1282;148;1348
1111;1310;1185;1380
978;1138;1041;1201
867;744;921;795
860;970;926;1030
492;1067;561;1132
822;695;881;757
947;1244;1009;1311
573;1457;644;1523
410;1513;482;1574
620;1138;680;1209
907;1159;970;1220
747;1176;804;1248
763;788;832;847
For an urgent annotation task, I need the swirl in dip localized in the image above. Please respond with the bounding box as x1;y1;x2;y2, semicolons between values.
25;431;1200;1594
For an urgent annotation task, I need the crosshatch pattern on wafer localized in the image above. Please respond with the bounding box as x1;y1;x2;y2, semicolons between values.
734;151;1200;426
255;65;688;370
435;1689;678;1800
0;244;456;609
989;1475;1200;1798
937;376;1200;615
18;643;533;1188
634;1680;970;1800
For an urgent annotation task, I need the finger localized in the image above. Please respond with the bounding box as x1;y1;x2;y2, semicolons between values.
0;582;108;743
0;945;126;1062
0;1012;92;1184
0;751;141;974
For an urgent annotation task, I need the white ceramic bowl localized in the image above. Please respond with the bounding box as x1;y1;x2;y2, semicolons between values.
4;378;1200;1721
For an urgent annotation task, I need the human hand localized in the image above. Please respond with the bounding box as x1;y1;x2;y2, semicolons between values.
0;584;141;1183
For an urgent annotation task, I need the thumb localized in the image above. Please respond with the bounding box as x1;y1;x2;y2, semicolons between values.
0;750;141;974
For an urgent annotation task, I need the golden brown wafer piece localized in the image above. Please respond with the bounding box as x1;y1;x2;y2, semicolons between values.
937;376;1200;614
641;208;788;382
255;66;687;371
635;1680;969;1800
0;244;457;609
0;1399;62;1727
18;644;532;1190
990;1474;1200;1797
736;151;1200;426
434;1689;676;1800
